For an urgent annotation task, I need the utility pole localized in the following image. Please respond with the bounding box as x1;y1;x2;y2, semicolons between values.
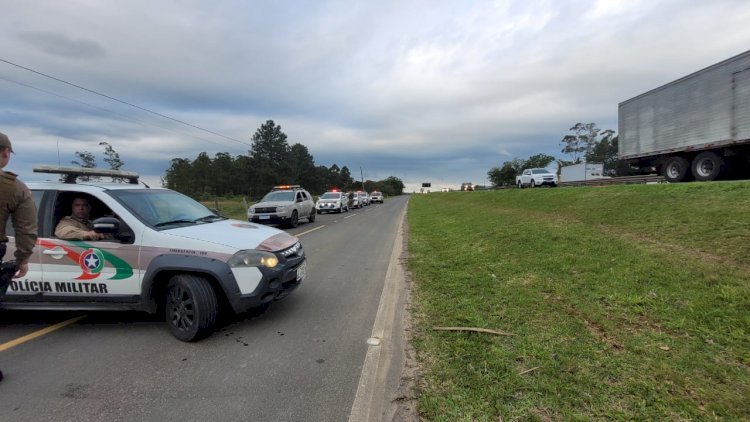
360;166;364;190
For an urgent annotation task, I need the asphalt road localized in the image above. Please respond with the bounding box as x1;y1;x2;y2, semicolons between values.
0;195;410;422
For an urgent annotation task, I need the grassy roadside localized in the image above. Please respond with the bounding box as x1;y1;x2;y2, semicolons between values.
200;197;248;220
407;182;750;420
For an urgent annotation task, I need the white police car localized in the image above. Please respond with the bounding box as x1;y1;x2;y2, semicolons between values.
1;166;307;341
315;190;349;214
247;185;316;228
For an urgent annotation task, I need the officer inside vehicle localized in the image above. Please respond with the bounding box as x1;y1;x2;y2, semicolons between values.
55;196;111;240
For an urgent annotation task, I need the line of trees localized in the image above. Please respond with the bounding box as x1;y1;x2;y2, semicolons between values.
487;122;631;186
72;120;405;198
162;120;405;199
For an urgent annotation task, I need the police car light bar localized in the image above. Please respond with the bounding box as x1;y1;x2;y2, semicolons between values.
33;165;140;184
272;185;302;190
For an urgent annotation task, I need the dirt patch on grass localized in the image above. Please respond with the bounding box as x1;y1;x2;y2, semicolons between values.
595;223;750;275
387;218;421;422
566;305;624;351
494;206;750;276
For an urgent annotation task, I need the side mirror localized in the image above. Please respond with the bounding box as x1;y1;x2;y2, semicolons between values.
92;216;120;234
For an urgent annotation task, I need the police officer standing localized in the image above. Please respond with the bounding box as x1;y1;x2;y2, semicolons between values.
0;131;38;382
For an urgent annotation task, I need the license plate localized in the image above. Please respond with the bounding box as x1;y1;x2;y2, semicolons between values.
259;215;270;220
296;261;307;281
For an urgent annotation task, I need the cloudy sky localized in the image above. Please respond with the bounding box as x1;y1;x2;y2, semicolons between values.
2;1;749;192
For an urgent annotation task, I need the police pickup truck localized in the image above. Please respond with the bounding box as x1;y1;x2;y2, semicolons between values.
1;166;307;341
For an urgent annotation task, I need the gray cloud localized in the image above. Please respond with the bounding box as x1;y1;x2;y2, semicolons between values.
17;31;106;60
1;0;750;189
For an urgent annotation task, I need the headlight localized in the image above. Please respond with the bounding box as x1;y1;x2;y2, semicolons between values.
276;205;288;212
248;208;255;214
228;250;279;268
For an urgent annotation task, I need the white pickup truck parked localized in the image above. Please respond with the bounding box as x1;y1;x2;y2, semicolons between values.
516;168;558;188
3;166;308;342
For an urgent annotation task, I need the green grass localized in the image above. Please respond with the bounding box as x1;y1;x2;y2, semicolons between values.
407;182;750;420
200;197;249;220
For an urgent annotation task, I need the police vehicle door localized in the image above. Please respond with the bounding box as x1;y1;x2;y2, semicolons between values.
37;192;140;299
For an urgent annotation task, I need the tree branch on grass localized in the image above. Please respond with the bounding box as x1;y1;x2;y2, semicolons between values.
432;326;514;336
518;366;540;376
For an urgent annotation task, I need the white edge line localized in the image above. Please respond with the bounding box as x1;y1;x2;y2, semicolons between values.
348;204;406;422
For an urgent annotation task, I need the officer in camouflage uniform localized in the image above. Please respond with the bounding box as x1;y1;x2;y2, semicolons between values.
0;131;38;382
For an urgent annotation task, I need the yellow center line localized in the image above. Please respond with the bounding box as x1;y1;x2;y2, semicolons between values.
296;225;326;237
0;315;87;352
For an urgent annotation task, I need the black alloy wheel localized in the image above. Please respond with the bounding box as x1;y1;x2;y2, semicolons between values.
166;274;218;342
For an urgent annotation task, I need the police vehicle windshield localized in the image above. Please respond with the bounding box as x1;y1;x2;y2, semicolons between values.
109;189;223;228
261;191;295;202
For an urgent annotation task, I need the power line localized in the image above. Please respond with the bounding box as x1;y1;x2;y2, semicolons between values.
0;57;252;147
0;74;242;149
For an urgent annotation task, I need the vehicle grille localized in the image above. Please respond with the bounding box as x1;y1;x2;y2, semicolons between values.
255;207;276;213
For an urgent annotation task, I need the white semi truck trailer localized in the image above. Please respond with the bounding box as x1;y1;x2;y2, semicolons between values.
618;50;750;183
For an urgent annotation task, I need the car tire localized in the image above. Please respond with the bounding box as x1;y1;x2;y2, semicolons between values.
517;180;523;189
530;179;536;188
166;274;218;342
316;210;321;215
289;210;299;228
309;209;316;222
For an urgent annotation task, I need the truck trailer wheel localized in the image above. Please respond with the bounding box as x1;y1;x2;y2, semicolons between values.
166;274;219;342
663;156;690;183
691;152;723;181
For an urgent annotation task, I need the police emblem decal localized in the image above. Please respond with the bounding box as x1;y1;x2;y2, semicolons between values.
79;248;105;274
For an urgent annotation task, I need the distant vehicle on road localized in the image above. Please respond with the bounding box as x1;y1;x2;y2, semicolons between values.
516;168;558;188
248;185;316;228
560;162;606;182
357;191;369;206
460;182;474;191
347;191;361;209
316;190;349;214
369;191;383;203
